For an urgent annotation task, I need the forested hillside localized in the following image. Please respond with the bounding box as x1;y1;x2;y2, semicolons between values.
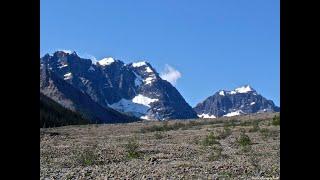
40;93;90;128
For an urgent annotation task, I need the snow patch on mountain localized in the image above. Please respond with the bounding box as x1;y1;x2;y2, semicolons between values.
198;113;216;119
219;85;255;95
234;85;254;93
250;102;256;105
230;91;237;95
98;57;115;66
144;77;156;85
109;98;149;116
145;66;153;73
58;64;68;69
223;110;244;117
63;72;72;80
140;115;153;120
219;91;225;96
132;94;158;107
132;61;147;67
109;94;158;118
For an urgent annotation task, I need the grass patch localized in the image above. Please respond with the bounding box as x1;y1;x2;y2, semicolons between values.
218;171;234;179
140;121;185;133
124;138;140;159
272;115;280;126
140;119;241;133
76;149;99;166
201;132;220;146
260;128;272;140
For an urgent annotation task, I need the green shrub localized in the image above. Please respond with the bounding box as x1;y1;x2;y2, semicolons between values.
201;132;219;146
77;149;98;166
237;132;252;147
124;139;140;159
272;115;280;126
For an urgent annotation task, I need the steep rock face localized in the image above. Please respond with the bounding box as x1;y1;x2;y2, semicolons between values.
193;85;280;118
40;51;198;120
40;54;140;123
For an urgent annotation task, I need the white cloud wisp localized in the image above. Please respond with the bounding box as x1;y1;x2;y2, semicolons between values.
160;64;182;86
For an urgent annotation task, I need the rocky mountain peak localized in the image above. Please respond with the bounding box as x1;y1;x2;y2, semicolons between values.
194;85;279;118
40;52;198;121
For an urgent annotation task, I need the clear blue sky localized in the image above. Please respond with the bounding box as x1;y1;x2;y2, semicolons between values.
41;0;280;107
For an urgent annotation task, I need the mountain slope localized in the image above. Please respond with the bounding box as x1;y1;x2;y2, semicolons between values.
40;93;90;128
40;51;198;120
40;58;140;123
193;85;280;118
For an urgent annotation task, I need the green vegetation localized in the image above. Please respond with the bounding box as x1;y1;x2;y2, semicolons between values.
237;131;252;147
218;171;234;179
76;149;98;166
124;138;140;159
259;128;271;139
139;119;241;133
201;132;220;146
40;93;90;128
272;115;280;126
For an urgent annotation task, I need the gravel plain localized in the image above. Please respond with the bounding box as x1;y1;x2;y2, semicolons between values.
40;113;280;179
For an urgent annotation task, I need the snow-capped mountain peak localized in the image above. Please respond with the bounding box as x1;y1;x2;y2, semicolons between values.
194;85;279;118
219;90;225;96
234;85;255;93
132;61;148;67
131;61;154;73
40;51;198;121
217;85;256;96
97;57;116;66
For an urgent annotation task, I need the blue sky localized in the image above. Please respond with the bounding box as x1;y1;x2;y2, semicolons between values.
41;0;280;107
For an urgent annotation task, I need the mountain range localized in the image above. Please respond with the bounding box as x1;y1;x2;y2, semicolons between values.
40;50;279;123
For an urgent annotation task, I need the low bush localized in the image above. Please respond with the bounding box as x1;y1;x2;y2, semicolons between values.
272;115;280;126
124;138;140;159
201;132;220;146
237;132;252;147
77;149;98;166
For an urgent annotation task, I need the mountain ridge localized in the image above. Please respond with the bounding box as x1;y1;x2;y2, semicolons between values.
194;85;280;118
40;51;198;121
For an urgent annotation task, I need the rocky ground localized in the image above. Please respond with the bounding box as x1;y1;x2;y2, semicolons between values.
40;113;280;179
